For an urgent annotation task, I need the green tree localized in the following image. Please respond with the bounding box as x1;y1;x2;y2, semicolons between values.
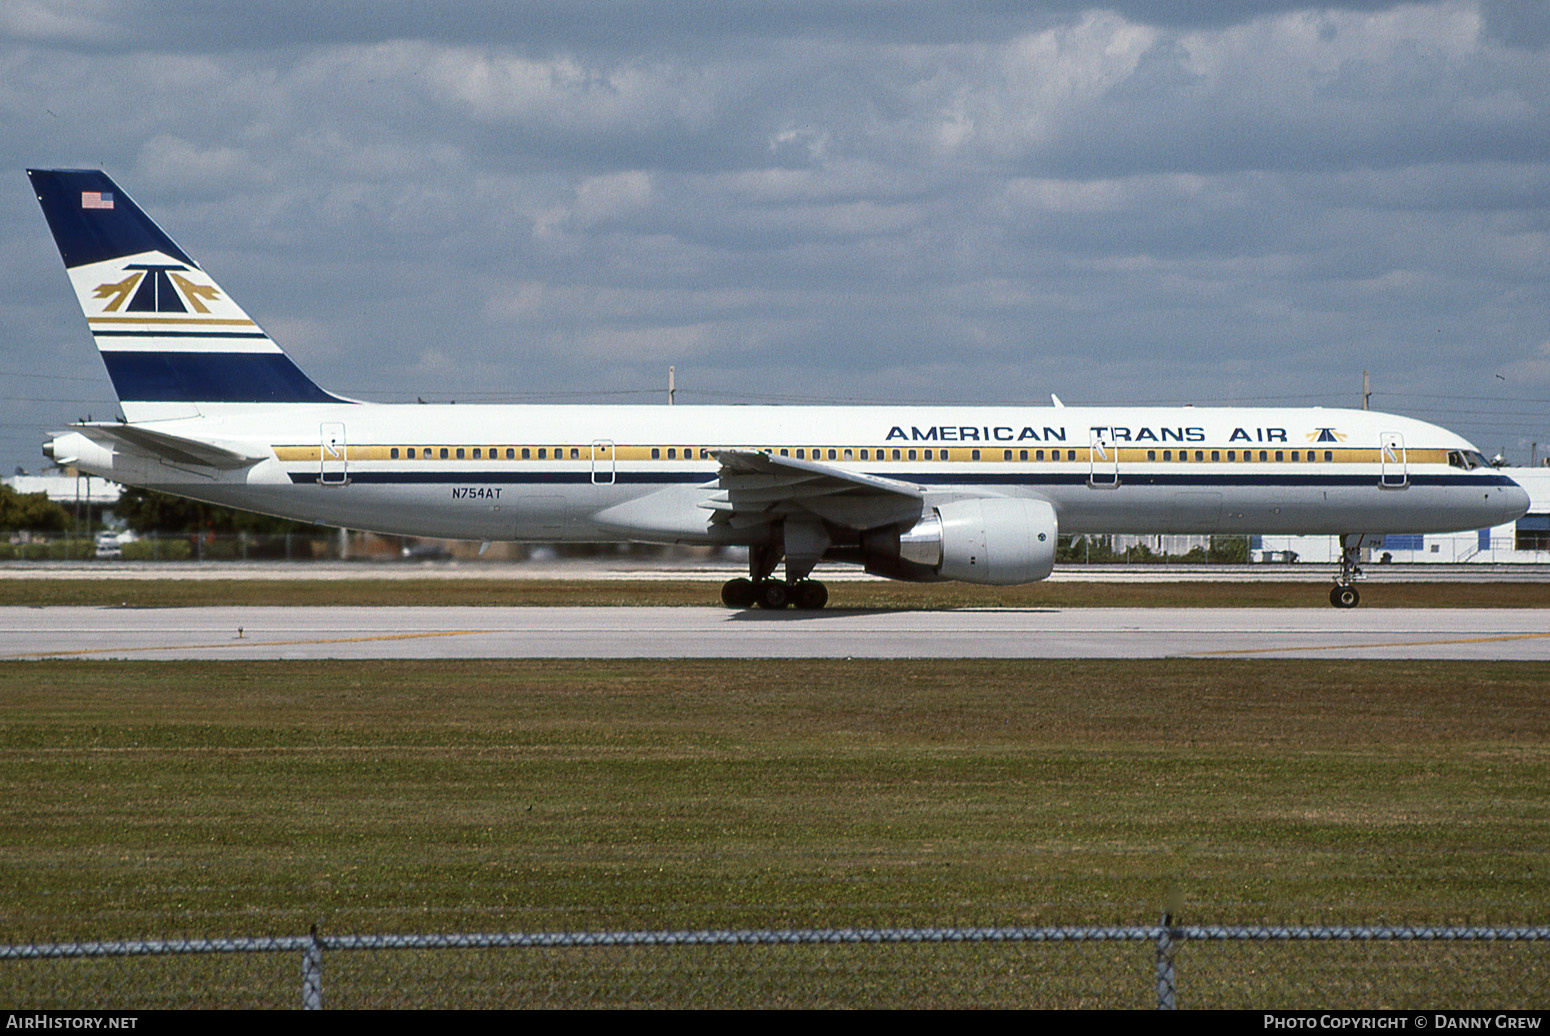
1208;535;1249;563
115;486;323;535
0;484;70;532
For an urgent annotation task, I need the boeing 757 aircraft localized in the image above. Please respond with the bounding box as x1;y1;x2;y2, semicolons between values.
29;169;1529;609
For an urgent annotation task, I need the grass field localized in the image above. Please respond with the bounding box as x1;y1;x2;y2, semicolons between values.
0;577;1545;608
1;658;1545;948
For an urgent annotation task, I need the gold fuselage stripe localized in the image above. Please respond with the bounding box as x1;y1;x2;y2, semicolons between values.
272;444;1452;466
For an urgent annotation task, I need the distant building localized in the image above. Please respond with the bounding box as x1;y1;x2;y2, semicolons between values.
1252;466;1550;565
3;472;122;506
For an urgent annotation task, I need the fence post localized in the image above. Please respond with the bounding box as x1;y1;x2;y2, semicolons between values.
1155;913;1178;1010
302;925;324;1010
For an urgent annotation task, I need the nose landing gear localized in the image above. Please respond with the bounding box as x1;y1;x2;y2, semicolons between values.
1331;534;1364;608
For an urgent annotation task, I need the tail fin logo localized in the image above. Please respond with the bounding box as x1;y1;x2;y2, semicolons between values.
91;263;223;314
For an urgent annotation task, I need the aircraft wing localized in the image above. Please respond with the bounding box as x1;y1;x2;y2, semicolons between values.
705;449;926;530
71;423;270;470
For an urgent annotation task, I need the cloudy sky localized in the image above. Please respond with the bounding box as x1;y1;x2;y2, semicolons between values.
2;0;1548;473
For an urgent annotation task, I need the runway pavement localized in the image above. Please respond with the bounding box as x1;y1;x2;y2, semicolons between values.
3;606;1547;660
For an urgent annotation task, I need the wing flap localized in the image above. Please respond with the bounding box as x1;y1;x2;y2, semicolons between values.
710;449;925;532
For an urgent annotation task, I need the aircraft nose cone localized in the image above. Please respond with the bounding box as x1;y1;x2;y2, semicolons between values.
1501;480;1531;523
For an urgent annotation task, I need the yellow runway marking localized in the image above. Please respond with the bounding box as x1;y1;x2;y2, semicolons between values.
1193;630;1550;656
2;629;487;660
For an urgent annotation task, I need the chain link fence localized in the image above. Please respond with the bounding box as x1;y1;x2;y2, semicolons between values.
2;923;1546;1009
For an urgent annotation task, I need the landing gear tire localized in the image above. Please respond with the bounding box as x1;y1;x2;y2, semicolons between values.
1330;585;1360;609
721;577;756;609
755;579;790;610
791;579;828;610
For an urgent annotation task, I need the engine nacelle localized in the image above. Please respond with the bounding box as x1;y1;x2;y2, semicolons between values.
892;497;1058;585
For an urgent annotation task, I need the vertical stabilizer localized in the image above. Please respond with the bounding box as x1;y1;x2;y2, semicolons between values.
28;169;342;420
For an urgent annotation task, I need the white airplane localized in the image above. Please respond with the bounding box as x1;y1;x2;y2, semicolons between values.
30;169;1530;609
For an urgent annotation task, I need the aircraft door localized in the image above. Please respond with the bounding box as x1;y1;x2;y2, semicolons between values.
1380;432;1407;489
591;440;615;485
320;422;348;485
1088;430;1119;488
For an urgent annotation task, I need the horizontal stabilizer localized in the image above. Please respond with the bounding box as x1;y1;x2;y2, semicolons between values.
72;422;269;470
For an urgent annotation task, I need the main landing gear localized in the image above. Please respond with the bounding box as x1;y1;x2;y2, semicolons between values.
720;576;829;610
1330;534;1363;609
721;535;830;610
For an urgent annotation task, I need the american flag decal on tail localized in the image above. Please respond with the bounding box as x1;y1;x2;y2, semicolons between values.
81;191;114;210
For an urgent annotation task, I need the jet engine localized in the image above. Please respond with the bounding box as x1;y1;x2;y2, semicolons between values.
861;497;1058;585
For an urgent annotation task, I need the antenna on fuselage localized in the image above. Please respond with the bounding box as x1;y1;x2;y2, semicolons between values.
668;366;676;406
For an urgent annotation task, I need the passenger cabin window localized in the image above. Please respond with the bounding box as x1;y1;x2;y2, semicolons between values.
457;448;465;459
506;448;516;459
972;449;981;460
1035;450;1044;461
892;449;901;460
843;449;853;460
1020;450;1029;461
1211;450;1220;462
1325;450;1333;461
472;448;481;459
1275;450;1284;462
521;448;530;459
908;449;917;460
1227;450;1235;461
1004;450;1013;461
1258;450;1268;462
440;447;449;459
1147;450;1156;461
828;449;838;460
391;448;400;459
538;448;547;459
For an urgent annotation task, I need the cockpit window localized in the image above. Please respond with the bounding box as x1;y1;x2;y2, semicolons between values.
1450;450;1490;470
